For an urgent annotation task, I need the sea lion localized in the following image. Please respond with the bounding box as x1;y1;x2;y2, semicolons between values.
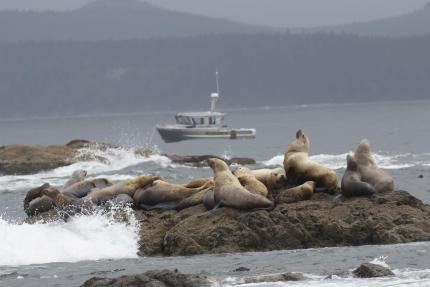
23;183;54;216
353;139;394;193
182;177;213;189
208;158;274;210
62;178;112;198
283;129;338;192
84;174;160;205
250;168;286;190
175;186;214;211
341;155;376;197
63;170;87;189
134;179;212;208
276;181;315;204
26;195;55;216
41;186;80;208
233;166;269;197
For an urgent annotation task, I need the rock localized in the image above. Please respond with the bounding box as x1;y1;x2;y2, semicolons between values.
353;263;394;278
243;272;306;283
164;154;256;167
80;269;212;287
134;191;430;256
233;266;250;272
135;148;154;157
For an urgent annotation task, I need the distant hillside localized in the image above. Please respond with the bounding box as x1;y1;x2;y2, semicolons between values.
312;2;430;37
0;0;268;43
1;33;429;118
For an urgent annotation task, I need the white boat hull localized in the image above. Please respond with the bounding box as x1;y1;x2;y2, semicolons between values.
156;126;256;143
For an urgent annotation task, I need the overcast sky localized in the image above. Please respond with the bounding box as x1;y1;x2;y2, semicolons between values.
0;0;428;27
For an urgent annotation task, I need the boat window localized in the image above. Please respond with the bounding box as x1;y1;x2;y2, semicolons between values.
175;116;192;125
215;117;222;125
200;118;205;125
209;117;215;125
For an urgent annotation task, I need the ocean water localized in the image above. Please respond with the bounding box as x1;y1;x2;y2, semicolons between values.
0;101;429;286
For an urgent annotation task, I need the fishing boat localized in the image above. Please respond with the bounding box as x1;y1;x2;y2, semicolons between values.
156;72;256;143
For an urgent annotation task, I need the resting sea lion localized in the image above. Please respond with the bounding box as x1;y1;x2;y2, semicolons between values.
250;168;286;190
353;139;394;193
175;186;214;211
208;158;274;210
134;179;212;208
276;181;315;204
41;187;80;208
63;170;87;189
283;129;338;192
24;183;50;215
182;177;213;189
341;155;376;197
233;166;269;197
84;174;160;205
62;178;112;198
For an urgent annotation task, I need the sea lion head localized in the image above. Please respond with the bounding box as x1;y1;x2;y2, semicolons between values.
346;154;358;171
304;181;316;191
354;139;375;166
287;129;310;153
72;169;87;179
233;166;251;177
207;158;229;172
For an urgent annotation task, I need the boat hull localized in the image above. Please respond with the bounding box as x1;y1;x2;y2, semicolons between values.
156;126;256;143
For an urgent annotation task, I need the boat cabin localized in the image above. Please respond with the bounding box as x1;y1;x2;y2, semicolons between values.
175;112;225;127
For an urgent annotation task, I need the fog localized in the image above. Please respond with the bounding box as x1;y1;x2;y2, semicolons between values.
0;0;428;27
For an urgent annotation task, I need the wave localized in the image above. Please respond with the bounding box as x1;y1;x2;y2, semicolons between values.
0;208;139;266
262;152;430;170
0;146;172;191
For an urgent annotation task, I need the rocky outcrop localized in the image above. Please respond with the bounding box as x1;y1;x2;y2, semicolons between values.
136;191;430;256
353;263;394;278
80;269;212;287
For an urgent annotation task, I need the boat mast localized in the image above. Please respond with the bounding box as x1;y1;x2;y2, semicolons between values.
210;69;219;112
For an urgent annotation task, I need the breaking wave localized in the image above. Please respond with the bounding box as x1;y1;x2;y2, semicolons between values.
262;152;430;170
0;207;139;266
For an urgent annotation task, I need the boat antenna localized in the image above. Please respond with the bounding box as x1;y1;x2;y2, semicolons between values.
215;68;220;95
210;69;220;112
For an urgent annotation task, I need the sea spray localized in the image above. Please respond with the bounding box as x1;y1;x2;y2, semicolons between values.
0;206;139;266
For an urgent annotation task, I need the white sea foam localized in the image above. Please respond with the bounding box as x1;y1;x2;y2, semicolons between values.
0;147;172;191
222;269;430;286
0;208;139;266
262;152;429;170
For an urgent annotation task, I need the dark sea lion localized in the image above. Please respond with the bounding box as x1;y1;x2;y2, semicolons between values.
90;178;113;189
283;129;338;192
62;181;96;198
63;170;87;189
276;181;315;204
208;158;274;210
341;155;376;197
23;183;52;215
233;166;269;197
85;174;160;205
250;167;286;190
26;195;55;216
133;180;211;207
354;139;394;193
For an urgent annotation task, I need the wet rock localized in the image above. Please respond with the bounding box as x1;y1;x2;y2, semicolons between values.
80;269;212;287
135;191;430;256
233;266;250;272
164;154;256;167
353;263;394;278
243;272;306;283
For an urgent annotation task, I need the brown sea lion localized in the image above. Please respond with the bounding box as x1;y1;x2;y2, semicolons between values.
341;155;376;197
63;170;87;189
283;129;338;192
175;185;214;211
23;183;51;214
233;166;269;197
353;139;394;193
208;158;274;210
41;187;80;208
84;174;160;205
276;181;315;204
250;167;286;190
133;179;212;208
182;177;213;189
